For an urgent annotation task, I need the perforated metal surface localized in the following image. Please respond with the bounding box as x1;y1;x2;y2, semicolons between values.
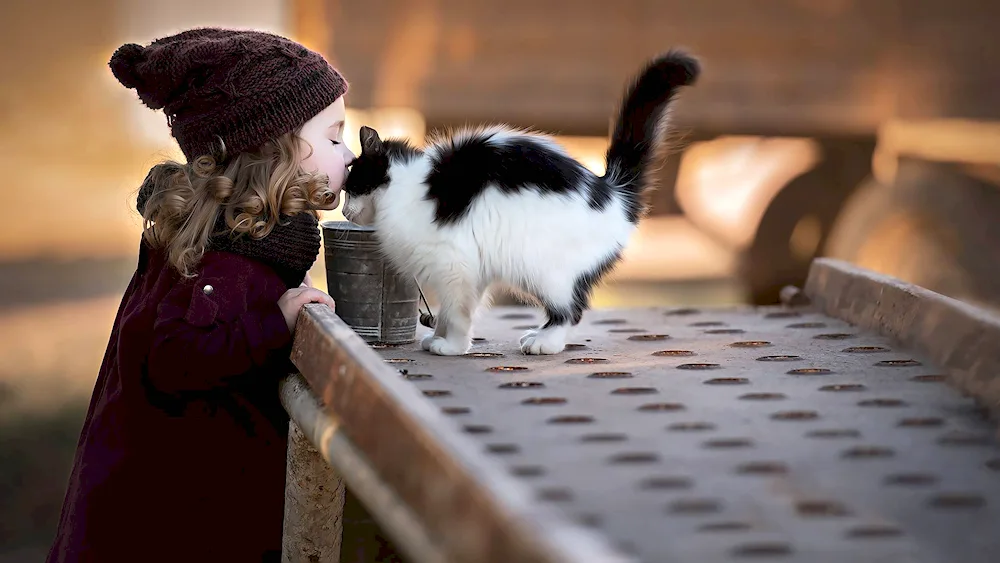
377;306;1000;563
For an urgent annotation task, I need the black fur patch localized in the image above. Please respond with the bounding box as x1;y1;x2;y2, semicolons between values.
344;138;421;196
425;133;592;224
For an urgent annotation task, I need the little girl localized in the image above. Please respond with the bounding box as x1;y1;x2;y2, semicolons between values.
47;28;353;563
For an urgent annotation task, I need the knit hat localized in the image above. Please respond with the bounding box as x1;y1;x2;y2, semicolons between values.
109;27;348;161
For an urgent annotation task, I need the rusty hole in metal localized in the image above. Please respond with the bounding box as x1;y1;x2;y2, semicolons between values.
704;438;753;449
580;433;627;443
807;429;861;439
521;397;567;406
593;318;628;325
500;312;535;320
486;443;520;455
465;352;503;358
612;387;658;395
771;410;819;421
548;415;594;424
705;329;746;335
788;368;832;375
765;310;801;319
699;521;752;532
566;357;609;365
820;384;867;392
471;337;486;342
937;432;994;447
808;429;861;439
441;407;470;415
736;461;788;475
986;458;1000;471
536;487;574;502
796;500;852;517
588;371;633;379
639;476;693;490
666;307;700;316
731;542;792;558
858;398;907;408
814;333;854;340
629;334;671;341
690;321;726;327
739;392;787;401
843;346;890;353
384;358;414;364
577;514;603;528
669;422;716;432
884;473;939;486
422;390;451;398
487;366;529;372
928;493;986;509
842;446;895;459
510;465;545;478
756;355;803;362
402;373;433;380
610;452;660;464
731;341;772;348
652;350;695;357
704;377;749;385
564;343;588;350
912;374;947;382
846;525;903;539
463;424;493;434
498;381;544;389
668;498;722;515
609;327;646;333
678;363;721;370
788;322;827;329
512;324;536;330
639;402;685;412
898;417;944;428
875;359;922;367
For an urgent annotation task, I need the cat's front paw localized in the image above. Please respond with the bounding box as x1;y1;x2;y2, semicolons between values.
423;336;471;356
520;330;566;355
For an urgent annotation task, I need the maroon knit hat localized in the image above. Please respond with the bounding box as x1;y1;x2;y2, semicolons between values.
109;27;348;161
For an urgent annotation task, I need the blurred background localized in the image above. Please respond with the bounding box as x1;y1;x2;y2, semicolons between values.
2;0;1000;560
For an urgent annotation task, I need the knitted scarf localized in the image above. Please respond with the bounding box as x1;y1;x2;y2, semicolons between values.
136;170;320;289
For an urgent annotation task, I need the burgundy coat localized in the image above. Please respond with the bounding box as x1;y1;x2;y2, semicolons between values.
47;241;297;563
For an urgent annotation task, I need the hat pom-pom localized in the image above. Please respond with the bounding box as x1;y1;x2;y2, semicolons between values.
109;43;146;90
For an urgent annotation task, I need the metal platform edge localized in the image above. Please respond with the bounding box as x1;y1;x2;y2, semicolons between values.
804;257;1000;409
286;304;632;563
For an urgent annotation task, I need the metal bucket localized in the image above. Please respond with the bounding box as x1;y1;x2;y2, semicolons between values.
322;221;419;344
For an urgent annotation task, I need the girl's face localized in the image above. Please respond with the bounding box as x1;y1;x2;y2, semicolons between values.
299;96;355;209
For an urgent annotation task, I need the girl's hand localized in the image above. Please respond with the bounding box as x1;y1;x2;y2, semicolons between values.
278;286;335;333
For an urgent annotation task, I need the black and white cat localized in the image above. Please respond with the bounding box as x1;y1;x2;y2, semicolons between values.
341;50;700;356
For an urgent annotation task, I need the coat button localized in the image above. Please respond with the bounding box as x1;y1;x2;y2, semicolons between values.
202;284;214;295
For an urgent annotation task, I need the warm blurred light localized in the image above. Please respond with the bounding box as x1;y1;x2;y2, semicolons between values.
675;136;821;250
555;136;608;175
789;214;822;261
369;107;427;145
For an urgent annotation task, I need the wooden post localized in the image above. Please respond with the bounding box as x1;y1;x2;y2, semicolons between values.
282;421;347;563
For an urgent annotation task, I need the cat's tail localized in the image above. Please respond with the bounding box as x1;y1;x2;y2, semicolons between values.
603;49;700;222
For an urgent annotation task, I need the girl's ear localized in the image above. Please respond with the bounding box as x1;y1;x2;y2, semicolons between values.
359;126;383;154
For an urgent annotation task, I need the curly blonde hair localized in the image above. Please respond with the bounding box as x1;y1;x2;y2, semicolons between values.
139;132;337;277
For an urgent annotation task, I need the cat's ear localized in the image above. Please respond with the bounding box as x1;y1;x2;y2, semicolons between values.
359;126;383;154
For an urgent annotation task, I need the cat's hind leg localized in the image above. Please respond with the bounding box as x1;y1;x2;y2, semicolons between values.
519;280;578;355
519;252;621;355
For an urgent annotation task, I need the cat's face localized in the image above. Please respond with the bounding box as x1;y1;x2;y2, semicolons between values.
342;126;390;226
